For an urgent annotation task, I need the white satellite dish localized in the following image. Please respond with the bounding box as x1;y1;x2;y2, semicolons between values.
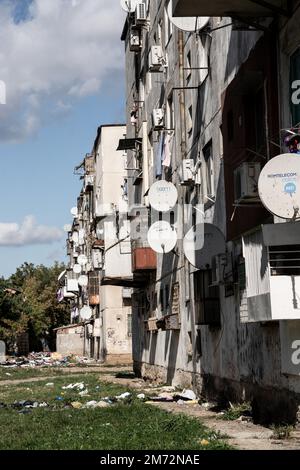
167;0;209;32
63;224;72;233
73;264;82;274
148;180;178;212
70;207;78;217
147;221;177;254
120;0;138;13
258;153;300;220
78;254;88;266
78;275;88;287
71;232;79;244
184;223;226;269
80;306;92;321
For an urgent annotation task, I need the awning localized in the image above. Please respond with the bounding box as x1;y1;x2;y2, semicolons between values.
117;138;142;151
172;0;290;17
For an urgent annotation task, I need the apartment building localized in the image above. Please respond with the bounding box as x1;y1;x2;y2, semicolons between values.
57;125;132;364
121;0;300;423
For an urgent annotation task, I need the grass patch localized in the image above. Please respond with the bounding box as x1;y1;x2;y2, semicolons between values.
0;373;231;450
271;424;294;440
221;402;252;421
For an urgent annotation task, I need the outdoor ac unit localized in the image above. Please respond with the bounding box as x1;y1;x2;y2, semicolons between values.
180;159;195;185
123;287;133;299
84;175;94;191
152;108;164;130
135;2;147;24
234;162;261;202
129;27;141;52
66;279;79;293
211;254;228;286
149;45;164;72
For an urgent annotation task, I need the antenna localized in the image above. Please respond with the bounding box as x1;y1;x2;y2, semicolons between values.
147;221;177;254
258;153;300;220
148;180;178;213
120;0;138;13
183;223;226;269
167;0;209;32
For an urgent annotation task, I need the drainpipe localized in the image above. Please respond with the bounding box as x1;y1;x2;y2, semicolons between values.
178;30;186;159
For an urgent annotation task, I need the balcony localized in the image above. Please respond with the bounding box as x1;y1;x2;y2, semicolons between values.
172;0;291;18
132;241;157;273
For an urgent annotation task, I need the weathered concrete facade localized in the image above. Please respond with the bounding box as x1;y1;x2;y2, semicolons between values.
122;0;300;423
58;125;132;363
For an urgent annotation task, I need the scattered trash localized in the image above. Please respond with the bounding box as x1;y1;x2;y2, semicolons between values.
5;373;11;376
200;439;209;446
78;389;89;397
176;389;197;401
62;383;85;391
71;402;82;409
115;392;131;400
85;401;98;408
55;396;64;401
137;394;145;400
46;383;54;387
0;352;96;369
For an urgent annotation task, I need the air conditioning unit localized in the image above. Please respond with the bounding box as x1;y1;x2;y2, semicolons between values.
180;159;195;185
234;162;261;202
152;108;164;130
66;279;79;293
149;45;164;72
84;175;94;191
211;254;228;286
135;2;147;25
123;287;133;299
129;27;141;52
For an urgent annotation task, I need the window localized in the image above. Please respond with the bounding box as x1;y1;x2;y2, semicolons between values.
203;140;214;198
164;2;173;46
186;50;192;84
194;270;220;326
88;271;100;306
290;48;300;126
187;105;193;137
253;87;266;153
167;94;174;130
227;110;234;141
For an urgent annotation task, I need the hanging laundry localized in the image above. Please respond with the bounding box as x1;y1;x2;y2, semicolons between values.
162;132;174;168
156;133;165;177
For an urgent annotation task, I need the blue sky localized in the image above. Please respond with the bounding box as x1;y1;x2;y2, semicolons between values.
0;0;126;277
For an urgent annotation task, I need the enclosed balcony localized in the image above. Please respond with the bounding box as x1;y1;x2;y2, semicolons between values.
132;240;157;273
172;0;291;18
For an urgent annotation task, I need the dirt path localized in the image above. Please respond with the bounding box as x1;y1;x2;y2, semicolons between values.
98;372;300;451
0;366;130;386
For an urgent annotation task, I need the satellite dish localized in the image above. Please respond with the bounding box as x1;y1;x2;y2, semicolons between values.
78;254;88;266
147;221;177;253
73;264;82;274
71;232;79;244
78;275;88;287
258;153;300;220
70;207;78;217
167;0;209;32
148;180;178;212
120;0;138;13
63;224;72;233
80;306;92;321
184;223;226;269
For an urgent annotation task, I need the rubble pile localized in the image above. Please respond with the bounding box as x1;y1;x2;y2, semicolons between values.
0;352;96;368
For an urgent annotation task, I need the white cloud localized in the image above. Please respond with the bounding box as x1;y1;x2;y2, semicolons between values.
0;215;63;246
0;0;125;141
